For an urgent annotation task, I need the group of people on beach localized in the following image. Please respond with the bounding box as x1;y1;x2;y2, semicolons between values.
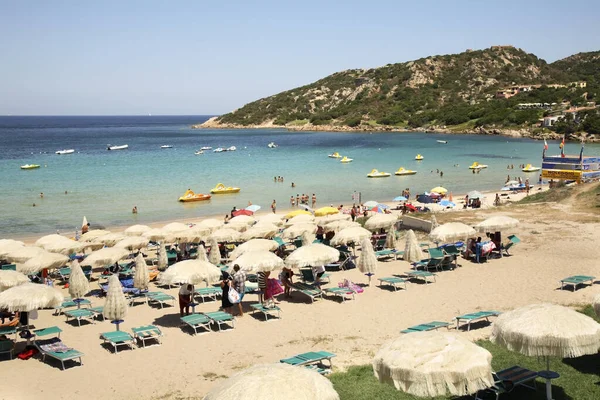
273;176;285;183
290;193;316;208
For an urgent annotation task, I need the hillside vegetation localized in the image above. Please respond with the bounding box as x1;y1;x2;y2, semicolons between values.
206;47;600;137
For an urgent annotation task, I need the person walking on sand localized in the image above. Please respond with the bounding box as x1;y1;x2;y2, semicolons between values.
178;284;194;316
232;265;246;316
494;193;500;206
220;273;234;314
312;193;316;208
271;200;276;213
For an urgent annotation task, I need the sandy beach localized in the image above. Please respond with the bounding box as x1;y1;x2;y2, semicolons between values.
3;183;599;400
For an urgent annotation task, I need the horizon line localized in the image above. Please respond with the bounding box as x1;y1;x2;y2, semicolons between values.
0;114;220;117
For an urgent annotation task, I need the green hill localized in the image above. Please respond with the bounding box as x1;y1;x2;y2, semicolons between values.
203;47;600;135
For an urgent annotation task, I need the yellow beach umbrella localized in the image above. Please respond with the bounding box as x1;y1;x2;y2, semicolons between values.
314;207;339;217
430;186;448;194
284;209;312;219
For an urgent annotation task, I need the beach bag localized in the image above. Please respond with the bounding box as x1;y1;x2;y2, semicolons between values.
17;347;38;360
228;286;240;304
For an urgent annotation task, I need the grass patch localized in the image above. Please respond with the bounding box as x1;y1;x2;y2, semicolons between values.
575;182;600;208
202;372;227;381
447;120;477;132
518;186;573;204
286;119;309;126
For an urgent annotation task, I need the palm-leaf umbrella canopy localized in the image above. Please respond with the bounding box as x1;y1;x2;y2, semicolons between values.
385;230;398;249
203;363;339;400
0;283;64;312
373;331;493;397
490;303;600;358
315;213;351;226
330;226;372;246
158;245;168;270
314;206;340;217
594;294;600;318
196;244;209;262
0;240;25;258
92;233;126;247
162;222;191;232
229;250;284;273
208;238;221;265
35;234;70;247
115;236;150;251
123;224;152;236
103;274;127;327
283;223;317;239
474;216;519;232
404;230;424;263
133;253;149;290
0;270;30;292
80;229;111;242
357;238;378;283
323;220;359;233
158;259;221;286
285;244;340;268
286;214;316;225
171;226;210;244
228;215;255;228
210;228;241;243
364;214;398;231
37;236;87;255
301;231;316;246
85;247;129;267
19;251;69;274
241;224;280;241
256;213;284;226
142;228;174;243
3;246;46;264
68;260;90;300
197;218;224;232
430;222;476;243
229;239;278;260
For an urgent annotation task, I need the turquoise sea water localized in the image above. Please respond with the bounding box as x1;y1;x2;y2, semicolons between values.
0;116;596;237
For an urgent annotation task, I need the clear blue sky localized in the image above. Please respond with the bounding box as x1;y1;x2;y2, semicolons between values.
1;0;598;115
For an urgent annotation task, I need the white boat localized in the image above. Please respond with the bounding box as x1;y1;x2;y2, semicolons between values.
268;142;278;148
226;146;237;151
195;150;204;155
436;140;447;144
55;149;75;155
107;144;128;151
213;147;225;153
161;145;173;149
201;146;212;150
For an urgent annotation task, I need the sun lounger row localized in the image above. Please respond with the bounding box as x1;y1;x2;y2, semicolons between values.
401;311;501;334
180;311;236;335
100;325;163;353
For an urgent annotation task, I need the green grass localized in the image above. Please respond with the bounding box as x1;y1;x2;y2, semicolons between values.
518;186;573;204
286;119;309;126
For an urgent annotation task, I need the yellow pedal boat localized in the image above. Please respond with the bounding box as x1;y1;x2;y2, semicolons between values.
211;183;241;194
395;167;417;176
522;164;540;172
179;189;211;202
415;154;424;160
340;156;353;163
21;164;41;170
367;169;391;178
469;162;488;169
328;152;342;158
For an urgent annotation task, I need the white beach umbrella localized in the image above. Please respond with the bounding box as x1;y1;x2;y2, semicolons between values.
19;251;69;274
357;237;378;285
229;239;278;260
171;226;210;244
283;223;317;239
285;244;339;269
210;228;242;243
80;229;111;242
229;250;284;273
143;228;174;243
228;215;255;230
430;222;476;243
256;213;284;226
85;247;129;267
241;223;279;241
323;220;360;233
4;246;46;264
404;229;424;263
474;216;520;232
203;363;339;400
594;294;600;318
491;303;600;400
158;259;221;286
0;270;30;292
301;231;316;246
123;224;151;236
162;222;190;232
115;236;150;251
35;234;70;247
133;253;149;290
315;213;351;226
364;214;398;231
373;331;493;397
0;283;64;312
37;236;87;255
0;240;25;258
158;245;168;270
93;233;126;247
196;244;209;262
285;214;315;226
197;218;224;232
385;230;398;249
103;274;128;330
68;260;90;304
330;226;372;246
467;191;484;199
208;238;221;265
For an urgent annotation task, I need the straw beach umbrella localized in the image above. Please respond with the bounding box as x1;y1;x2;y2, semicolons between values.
256;213;284;226
162;222;190;232
0;240;24;259
0;283;64;312
19;251;69;274
404;230;424;263
285;244;339;268
229;239;278;260
474;215;519;232
203;363;339;400
301;231;316;246
158;245;168;270
210;228;241;243
80;229;111;242
430;222;475;243
283;223;317;239
315;213;351;225
115;236;150;251
491;303;600;400
158;260;221;286
594;294;600;317
364;214;397;231
4;246;46;264
241;223;279;240
208;238;221;265
0;270;30;292
103;274;127;331
143;228;174;243
123;224;151;236
373;331;493;397
68;260;90;307
37;236;86;255
330;226;371;246
196;244;209;262
229;251;284;273
285;214;315;225
197;218;224;232
431;215;439;230
171;226;210;244
385;230;398;249
93;233;126;247
323;220;359;233
133;253;149;290
357;237;378;285
85;247;129;267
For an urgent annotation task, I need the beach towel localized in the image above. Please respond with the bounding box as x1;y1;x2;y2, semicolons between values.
338;279;363;294
38;337;72;353
264;278;284;300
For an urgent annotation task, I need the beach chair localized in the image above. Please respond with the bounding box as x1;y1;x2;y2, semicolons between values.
273;236;294;255
250;303;281;321
475;365;538;400
64;309;95;326
166;249;177;266
89;306;104;320
401;321;450;334
373;237;387;250
280;351;336;370
501;235;520;256
378;277;407;291
0;340;14;359
57;267;71;282
0;264;16;271
375;249;397;261
81;265;93;280
34;337;84;370
405;270;436;284
203;311;235;332
132;325;163;347
412;248;444;271
146;292;175;308
33;326;62;339
324;287;355;302
299;268;330;284
0;320;19;340
100;331;136;353
194;286;222;303
54;298;92;315
325;250;353;271
442;245;460;268
180;313;212;335
455;310;501;331
560;275;596;291
292;282;323;303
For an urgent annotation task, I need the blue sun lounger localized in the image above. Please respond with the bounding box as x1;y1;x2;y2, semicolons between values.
280;351;336;371
100;331;136;353
64;309;95;326
405;270;436;284
401;321;450;334
560;275;595;291
455;311;501;331
180;313;212;335
378;277;407;291
203;311;236;331
250;303;281;321
34;337;84;370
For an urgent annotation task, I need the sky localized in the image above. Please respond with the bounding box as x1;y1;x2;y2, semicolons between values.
0;0;599;115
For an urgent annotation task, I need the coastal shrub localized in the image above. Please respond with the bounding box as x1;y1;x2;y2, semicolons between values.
344;117;362;127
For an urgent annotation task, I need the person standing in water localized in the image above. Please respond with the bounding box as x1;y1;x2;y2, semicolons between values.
271;200;276;213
